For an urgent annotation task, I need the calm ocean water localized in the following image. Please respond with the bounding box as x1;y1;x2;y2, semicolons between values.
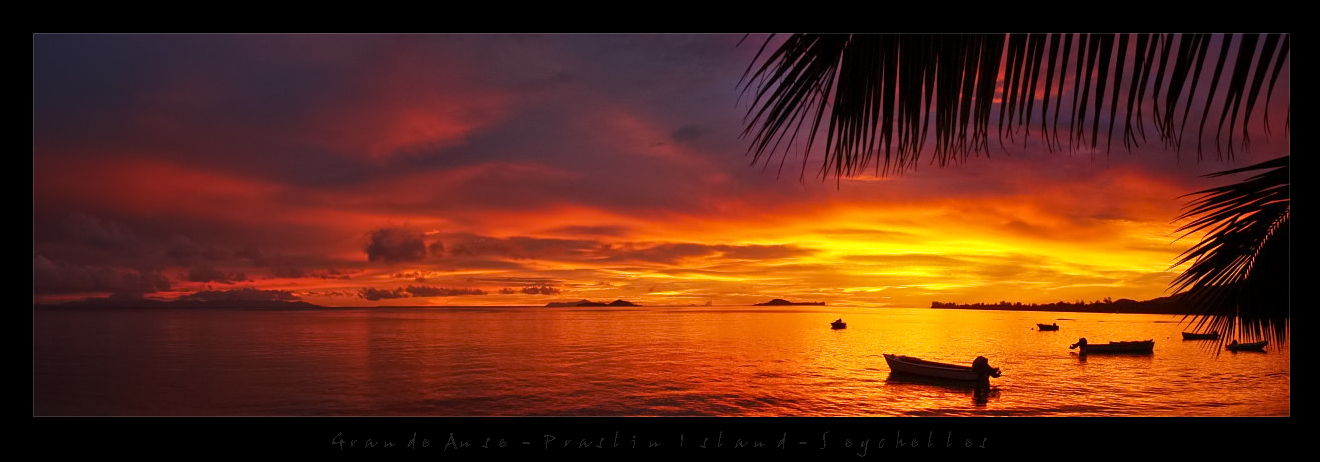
32;305;1289;417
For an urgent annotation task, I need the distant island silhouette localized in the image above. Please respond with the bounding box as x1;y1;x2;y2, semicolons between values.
754;298;826;306
931;294;1193;315
545;299;639;307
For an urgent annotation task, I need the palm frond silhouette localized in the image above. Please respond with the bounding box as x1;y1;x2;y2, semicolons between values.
1172;156;1288;347
740;33;1289;346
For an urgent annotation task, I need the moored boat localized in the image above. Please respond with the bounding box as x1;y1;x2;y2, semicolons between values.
1037;323;1059;331
1225;340;1267;352
830;318;846;329
1068;338;1154;355
883;354;1000;382
1182;331;1220;340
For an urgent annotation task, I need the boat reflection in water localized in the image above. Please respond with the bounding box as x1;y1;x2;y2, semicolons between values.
884;372;1002;406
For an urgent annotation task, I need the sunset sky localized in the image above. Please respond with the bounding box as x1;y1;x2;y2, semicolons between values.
32;34;1290;308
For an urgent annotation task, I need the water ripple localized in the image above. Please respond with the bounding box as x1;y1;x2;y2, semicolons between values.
33;306;1289;416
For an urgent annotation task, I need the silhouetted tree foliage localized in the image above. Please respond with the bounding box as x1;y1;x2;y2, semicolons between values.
742;33;1288;347
931;297;1183;315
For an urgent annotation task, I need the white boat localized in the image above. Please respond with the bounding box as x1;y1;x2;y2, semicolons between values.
883;354;999;382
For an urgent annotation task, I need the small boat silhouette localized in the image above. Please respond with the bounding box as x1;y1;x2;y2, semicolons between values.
1225;340;1267;352
1068;338;1154;355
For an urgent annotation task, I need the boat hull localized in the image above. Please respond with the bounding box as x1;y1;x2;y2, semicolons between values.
883;354;980;381
1037;324;1059;331
1225;341;1267;352
1077;340;1154;355
1181;332;1219;340
830;322;846;329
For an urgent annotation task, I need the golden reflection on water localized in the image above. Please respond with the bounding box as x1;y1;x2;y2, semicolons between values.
33;306;1288;416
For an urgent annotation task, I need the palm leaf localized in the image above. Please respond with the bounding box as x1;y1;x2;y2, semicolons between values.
740;33;1289;174
1170;156;1289;349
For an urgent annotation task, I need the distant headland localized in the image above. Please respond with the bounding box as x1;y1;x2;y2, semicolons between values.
545;299;639;307
754;298;826;306
930;295;1193;315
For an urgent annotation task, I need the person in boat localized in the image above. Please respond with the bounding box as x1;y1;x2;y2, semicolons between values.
834;318;843;324
970;356;1000;388
1069;337;1088;350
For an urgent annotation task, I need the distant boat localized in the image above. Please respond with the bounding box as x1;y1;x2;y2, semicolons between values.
830;319;847;329
1181;331;1220;340
1069;338;1154;355
883;354;1000;382
1225;340;1267;352
1037;323;1059;331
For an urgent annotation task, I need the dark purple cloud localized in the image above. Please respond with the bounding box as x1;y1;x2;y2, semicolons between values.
269;267;307;278
187;265;247;284
32;255;171;295
405;285;486;297
520;285;560;295
179;287;301;302
63;212;140;254
166;235;232;264
359;287;409;300
364;227;429;263
276;267;357;280
427;241;446;257
358;285;485;300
